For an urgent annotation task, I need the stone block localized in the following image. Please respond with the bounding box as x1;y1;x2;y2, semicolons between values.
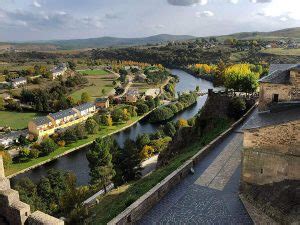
6;200;30;225
0;177;10;191
0;189;19;206
0;157;5;178
27;211;64;225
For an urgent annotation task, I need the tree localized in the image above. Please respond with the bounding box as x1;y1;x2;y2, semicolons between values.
81;92;91;103
136;103;149;115
67;61;76;70
0;97;5;110
117;139;142;182
86;137;116;192
228;97;246;120
122;109;131;121
136;134;150;149
163;122;176;137
40;138;57;156
17;148;31;162
74;123;87;139
111;108;123;123
85;118;99;134
0;151;12;169
177;119;189;127
140;145;154;160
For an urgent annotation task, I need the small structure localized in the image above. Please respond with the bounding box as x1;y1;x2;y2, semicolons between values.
11;77;27;88
145;88;160;98
51;63;67;80
95;97;109;109
258;64;300;111
135;73;147;82
125;88;139;103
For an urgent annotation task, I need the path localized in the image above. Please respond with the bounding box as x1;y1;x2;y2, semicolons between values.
139;125;253;224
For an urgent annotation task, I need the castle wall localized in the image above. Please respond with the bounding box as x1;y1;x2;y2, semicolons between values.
242;120;300;185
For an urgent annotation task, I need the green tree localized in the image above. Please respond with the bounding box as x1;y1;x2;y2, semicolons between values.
67;61;76;70
163;122;176;137
81;92;91;103
136;134;151;149
111;108;123;123
85;118;99;134
40;138;57;156
136;103;149;115
86;137;116;192
0;97;5;110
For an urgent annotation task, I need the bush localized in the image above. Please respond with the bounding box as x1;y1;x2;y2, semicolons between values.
85;118;99;134
140;145;155;160
177;119;189;128
136;103;149;115
57;140;66;147
17;148;31;162
228;97;246;120
111;108;123;123
148;107;174;123
40;138;57;156
29;149;40;159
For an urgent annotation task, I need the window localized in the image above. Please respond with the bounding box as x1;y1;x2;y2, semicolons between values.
273;94;279;102
260;168;263;174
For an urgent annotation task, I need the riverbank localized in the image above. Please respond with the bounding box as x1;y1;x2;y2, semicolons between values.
6;113;151;178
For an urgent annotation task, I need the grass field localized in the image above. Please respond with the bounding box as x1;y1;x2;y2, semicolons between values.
0;111;43;129
260;48;300;56
78;69;110;76
70;70;117;101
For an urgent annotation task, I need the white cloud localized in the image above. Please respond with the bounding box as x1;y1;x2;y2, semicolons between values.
228;0;239;4
196;10;214;17
258;0;300;20
250;0;272;3
167;0;208;6
279;17;288;22
32;0;41;8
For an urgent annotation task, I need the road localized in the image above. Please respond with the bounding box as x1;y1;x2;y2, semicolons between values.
139;123;253;224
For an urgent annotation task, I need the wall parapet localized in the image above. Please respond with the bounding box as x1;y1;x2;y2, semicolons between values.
0;156;64;225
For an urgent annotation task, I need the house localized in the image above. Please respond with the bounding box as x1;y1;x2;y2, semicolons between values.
11;77;27;88
145;88;160;98
95;98;109;109
258;64;300;112
28;116;55;137
0;130;28;148
51;63;67;80
135;73;147;82
28;103;96;138
73;102;96;117
125;88;139;103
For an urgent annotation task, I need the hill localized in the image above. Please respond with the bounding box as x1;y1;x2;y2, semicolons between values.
218;27;300;41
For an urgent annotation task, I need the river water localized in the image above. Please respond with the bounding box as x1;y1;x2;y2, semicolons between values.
13;69;217;186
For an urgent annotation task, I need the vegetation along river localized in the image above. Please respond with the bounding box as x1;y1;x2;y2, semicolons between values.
13;69;220;186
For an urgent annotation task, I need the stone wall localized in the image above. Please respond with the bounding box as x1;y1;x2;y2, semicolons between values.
0;156;64;225
242;120;300;185
258;83;293;111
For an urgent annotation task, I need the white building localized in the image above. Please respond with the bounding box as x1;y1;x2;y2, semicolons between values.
11;77;27;88
51;63;67;80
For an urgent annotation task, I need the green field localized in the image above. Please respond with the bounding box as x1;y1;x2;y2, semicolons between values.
0;111;43;129
260;48;300;56
78;69;110;75
70;70;117;101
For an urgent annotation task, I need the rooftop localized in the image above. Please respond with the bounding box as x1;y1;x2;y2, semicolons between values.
127;88;139;96
11;77;26;83
74;102;95;112
33;116;52;126
49;108;77;120
259;64;299;84
242;107;300;130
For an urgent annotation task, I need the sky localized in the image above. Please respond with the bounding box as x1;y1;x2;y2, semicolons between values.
0;0;299;41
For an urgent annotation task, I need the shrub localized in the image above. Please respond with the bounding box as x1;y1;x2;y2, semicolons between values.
29;149;40;159
136;103;149;115
57;140;66;147
177;119;189;128
140;145;154;160
40;138;57;156
0;151;12;168
85;118;99;134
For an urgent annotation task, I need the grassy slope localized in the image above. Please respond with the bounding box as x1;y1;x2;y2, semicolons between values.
70;70;116;101
86;119;230;225
5;116;141;176
0;111;43;129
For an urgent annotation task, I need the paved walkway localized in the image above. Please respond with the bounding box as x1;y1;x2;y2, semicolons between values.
139;129;253;224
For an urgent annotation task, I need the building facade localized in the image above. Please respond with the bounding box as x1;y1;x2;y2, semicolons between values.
28;103;96;138
95;98;109;109
11;77;27;88
51;63;67;80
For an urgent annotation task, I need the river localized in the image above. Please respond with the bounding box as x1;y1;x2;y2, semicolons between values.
12;69;218;186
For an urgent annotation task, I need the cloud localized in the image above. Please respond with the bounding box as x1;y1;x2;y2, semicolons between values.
32;0;41;8
279;17;288;22
250;0;272;3
196;10;214;17
104;13;119;20
228;0;239;4
167;0;208;6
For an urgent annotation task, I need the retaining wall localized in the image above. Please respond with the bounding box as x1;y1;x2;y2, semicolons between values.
108;103;257;225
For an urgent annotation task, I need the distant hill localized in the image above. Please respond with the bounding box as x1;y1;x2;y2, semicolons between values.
218;27;300;41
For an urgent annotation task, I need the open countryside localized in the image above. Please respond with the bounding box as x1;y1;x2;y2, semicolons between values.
0;1;299;225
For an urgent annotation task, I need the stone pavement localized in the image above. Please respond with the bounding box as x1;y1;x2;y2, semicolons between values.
139;131;253;225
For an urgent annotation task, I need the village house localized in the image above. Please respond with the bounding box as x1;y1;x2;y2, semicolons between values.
28;102;96;138
125;88;139;103
11;77;27;88
95;98;109;109
51;63;67;80
258;64;300;111
241;64;300;187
